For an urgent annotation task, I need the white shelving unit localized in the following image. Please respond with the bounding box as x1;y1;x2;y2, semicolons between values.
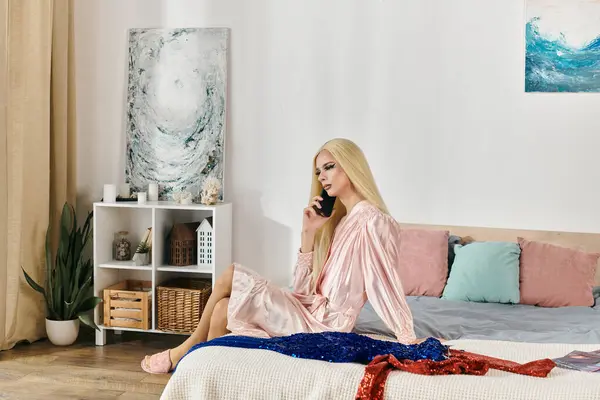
92;200;232;346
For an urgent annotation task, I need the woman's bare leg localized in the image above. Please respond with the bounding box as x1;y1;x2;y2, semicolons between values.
207;298;231;340
143;264;235;370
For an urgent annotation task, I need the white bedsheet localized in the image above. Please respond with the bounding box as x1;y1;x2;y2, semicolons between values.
161;338;600;400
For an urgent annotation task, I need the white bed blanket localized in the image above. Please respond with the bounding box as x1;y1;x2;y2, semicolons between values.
161;339;600;400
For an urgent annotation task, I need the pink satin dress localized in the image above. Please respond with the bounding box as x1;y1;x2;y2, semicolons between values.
226;200;416;344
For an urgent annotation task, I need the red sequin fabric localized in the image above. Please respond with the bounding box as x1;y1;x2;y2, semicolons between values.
355;349;556;400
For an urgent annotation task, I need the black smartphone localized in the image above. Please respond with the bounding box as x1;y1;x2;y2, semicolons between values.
314;188;336;218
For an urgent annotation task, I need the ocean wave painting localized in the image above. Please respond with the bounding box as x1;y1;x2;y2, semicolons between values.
125;28;229;200
525;0;600;93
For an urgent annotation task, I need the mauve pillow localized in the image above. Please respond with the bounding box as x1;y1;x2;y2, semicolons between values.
518;237;599;307
398;228;449;297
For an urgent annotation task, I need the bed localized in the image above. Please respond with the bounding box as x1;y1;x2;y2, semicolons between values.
160;223;600;400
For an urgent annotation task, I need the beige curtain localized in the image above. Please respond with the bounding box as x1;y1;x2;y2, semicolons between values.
0;0;76;351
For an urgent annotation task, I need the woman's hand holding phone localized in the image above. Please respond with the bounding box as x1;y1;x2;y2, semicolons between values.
300;195;335;253
302;195;332;234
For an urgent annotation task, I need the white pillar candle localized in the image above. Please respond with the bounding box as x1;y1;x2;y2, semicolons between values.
103;184;116;202
148;183;159;201
119;183;130;198
137;192;147;204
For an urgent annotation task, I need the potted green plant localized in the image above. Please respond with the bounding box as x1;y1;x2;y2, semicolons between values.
22;202;102;346
132;227;152;266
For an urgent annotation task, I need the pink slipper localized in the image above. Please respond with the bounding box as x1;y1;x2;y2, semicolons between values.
141;349;172;374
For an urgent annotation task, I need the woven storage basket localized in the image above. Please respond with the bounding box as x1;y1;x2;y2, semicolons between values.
157;278;212;334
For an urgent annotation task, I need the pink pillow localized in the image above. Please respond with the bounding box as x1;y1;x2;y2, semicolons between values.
398;229;449;297
518;237;599;307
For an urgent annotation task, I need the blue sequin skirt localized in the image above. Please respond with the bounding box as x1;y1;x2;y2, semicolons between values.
181;332;448;366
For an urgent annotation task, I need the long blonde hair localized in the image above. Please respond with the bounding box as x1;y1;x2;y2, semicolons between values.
309;138;389;292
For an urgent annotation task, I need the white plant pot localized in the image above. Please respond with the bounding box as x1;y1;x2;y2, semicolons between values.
45;318;80;346
133;252;150;266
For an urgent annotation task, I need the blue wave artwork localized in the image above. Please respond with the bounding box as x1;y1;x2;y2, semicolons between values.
525;2;600;93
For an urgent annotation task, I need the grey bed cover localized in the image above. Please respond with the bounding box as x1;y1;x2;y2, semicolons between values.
354;293;600;344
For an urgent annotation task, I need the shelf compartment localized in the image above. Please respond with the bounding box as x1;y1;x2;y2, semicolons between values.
94;268;152;332
156;277;212;334
154;208;213;268
93;205;152;267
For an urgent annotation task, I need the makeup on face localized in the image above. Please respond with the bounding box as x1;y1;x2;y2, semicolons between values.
315;162;336;177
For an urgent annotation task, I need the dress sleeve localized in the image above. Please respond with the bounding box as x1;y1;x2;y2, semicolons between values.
361;215;416;344
292;250;314;295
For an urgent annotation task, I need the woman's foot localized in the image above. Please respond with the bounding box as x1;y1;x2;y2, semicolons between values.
141;346;189;374
142;347;184;374
141;349;172;374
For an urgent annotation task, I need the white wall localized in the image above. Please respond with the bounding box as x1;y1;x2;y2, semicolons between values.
75;0;600;286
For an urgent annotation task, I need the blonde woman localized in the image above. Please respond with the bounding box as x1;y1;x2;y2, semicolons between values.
142;138;417;374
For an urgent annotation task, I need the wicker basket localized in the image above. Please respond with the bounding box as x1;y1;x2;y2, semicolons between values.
157;278;212;333
168;222;200;266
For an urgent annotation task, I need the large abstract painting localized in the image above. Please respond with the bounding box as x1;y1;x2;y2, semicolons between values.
125;28;229;200
525;0;600;92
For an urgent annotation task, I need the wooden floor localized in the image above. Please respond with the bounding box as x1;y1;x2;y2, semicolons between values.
0;329;183;399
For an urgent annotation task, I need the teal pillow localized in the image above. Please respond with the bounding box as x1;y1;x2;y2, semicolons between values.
442;241;520;304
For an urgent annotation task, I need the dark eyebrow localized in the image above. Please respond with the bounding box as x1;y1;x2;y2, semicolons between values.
315;161;335;174
317;161;334;169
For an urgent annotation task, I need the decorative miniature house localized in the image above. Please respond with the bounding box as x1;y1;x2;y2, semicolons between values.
196;217;213;266
168;222;200;266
